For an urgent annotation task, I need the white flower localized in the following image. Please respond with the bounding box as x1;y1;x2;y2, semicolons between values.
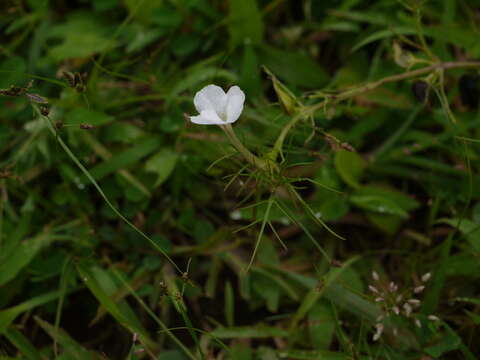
190;84;245;125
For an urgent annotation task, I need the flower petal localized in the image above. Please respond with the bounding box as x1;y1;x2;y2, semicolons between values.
193;84;227;116
225;86;245;123
190;109;224;125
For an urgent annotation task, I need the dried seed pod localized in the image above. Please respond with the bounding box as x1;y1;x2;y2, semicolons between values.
40;105;50;116
26;93;48;104
80;123;94;130
459;74;480;108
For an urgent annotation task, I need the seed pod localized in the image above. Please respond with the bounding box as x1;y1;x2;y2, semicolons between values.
459;74;480;108
80;123;94;130
40;105;50;116
412;81;429;103
26;93;48;104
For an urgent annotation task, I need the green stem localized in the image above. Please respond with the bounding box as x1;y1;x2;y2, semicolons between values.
270;60;480;161
220;124;275;172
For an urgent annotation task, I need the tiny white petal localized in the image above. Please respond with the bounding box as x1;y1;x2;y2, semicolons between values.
225;86;245;123
190;109;223;125
422;272;431;282
372;271;379;281
193;84;227;116
408;299;421;305
428;315;440;321
414;285;425;294
369;285;379;293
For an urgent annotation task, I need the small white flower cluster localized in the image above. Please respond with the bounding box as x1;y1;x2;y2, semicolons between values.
369;271;439;341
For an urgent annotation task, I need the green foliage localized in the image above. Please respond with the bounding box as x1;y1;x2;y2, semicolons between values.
1;0;480;359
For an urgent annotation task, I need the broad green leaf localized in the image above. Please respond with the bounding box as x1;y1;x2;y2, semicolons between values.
260;46;328;88
334;150;365;188
350;185;419;218
228;0;263;47
145;148;179;187
211;326;288;339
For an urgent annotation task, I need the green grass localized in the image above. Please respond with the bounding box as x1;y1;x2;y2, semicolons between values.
1;0;480;359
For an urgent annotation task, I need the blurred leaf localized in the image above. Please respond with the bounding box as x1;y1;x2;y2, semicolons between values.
145;148;179;187
172;34;201;58
4;327;43;360
0;56;27;88
240;44;262;97
34;317;101;360
260;46;328;88
424;324;462;358
308;303;335;350
211;326;288;338
0;291;62;334
75;263;157;350
350;185;419;218
93;0;119;12
228;0;263;47
151;5;183;29
224;281;234;327
102;122;145;143
123;0;163;25
0;231;54;286
334;150;365;188
279;349;356;360
65;108;113;126
440;218;480;251
126;27;163;53
366;213;403;234
47;13;114;60
86;135;162;181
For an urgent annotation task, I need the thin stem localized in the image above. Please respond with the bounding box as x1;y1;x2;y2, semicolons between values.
270;61;480;161
220;124;276;172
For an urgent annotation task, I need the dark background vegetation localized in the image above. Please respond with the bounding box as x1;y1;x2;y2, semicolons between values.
1;0;480;359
